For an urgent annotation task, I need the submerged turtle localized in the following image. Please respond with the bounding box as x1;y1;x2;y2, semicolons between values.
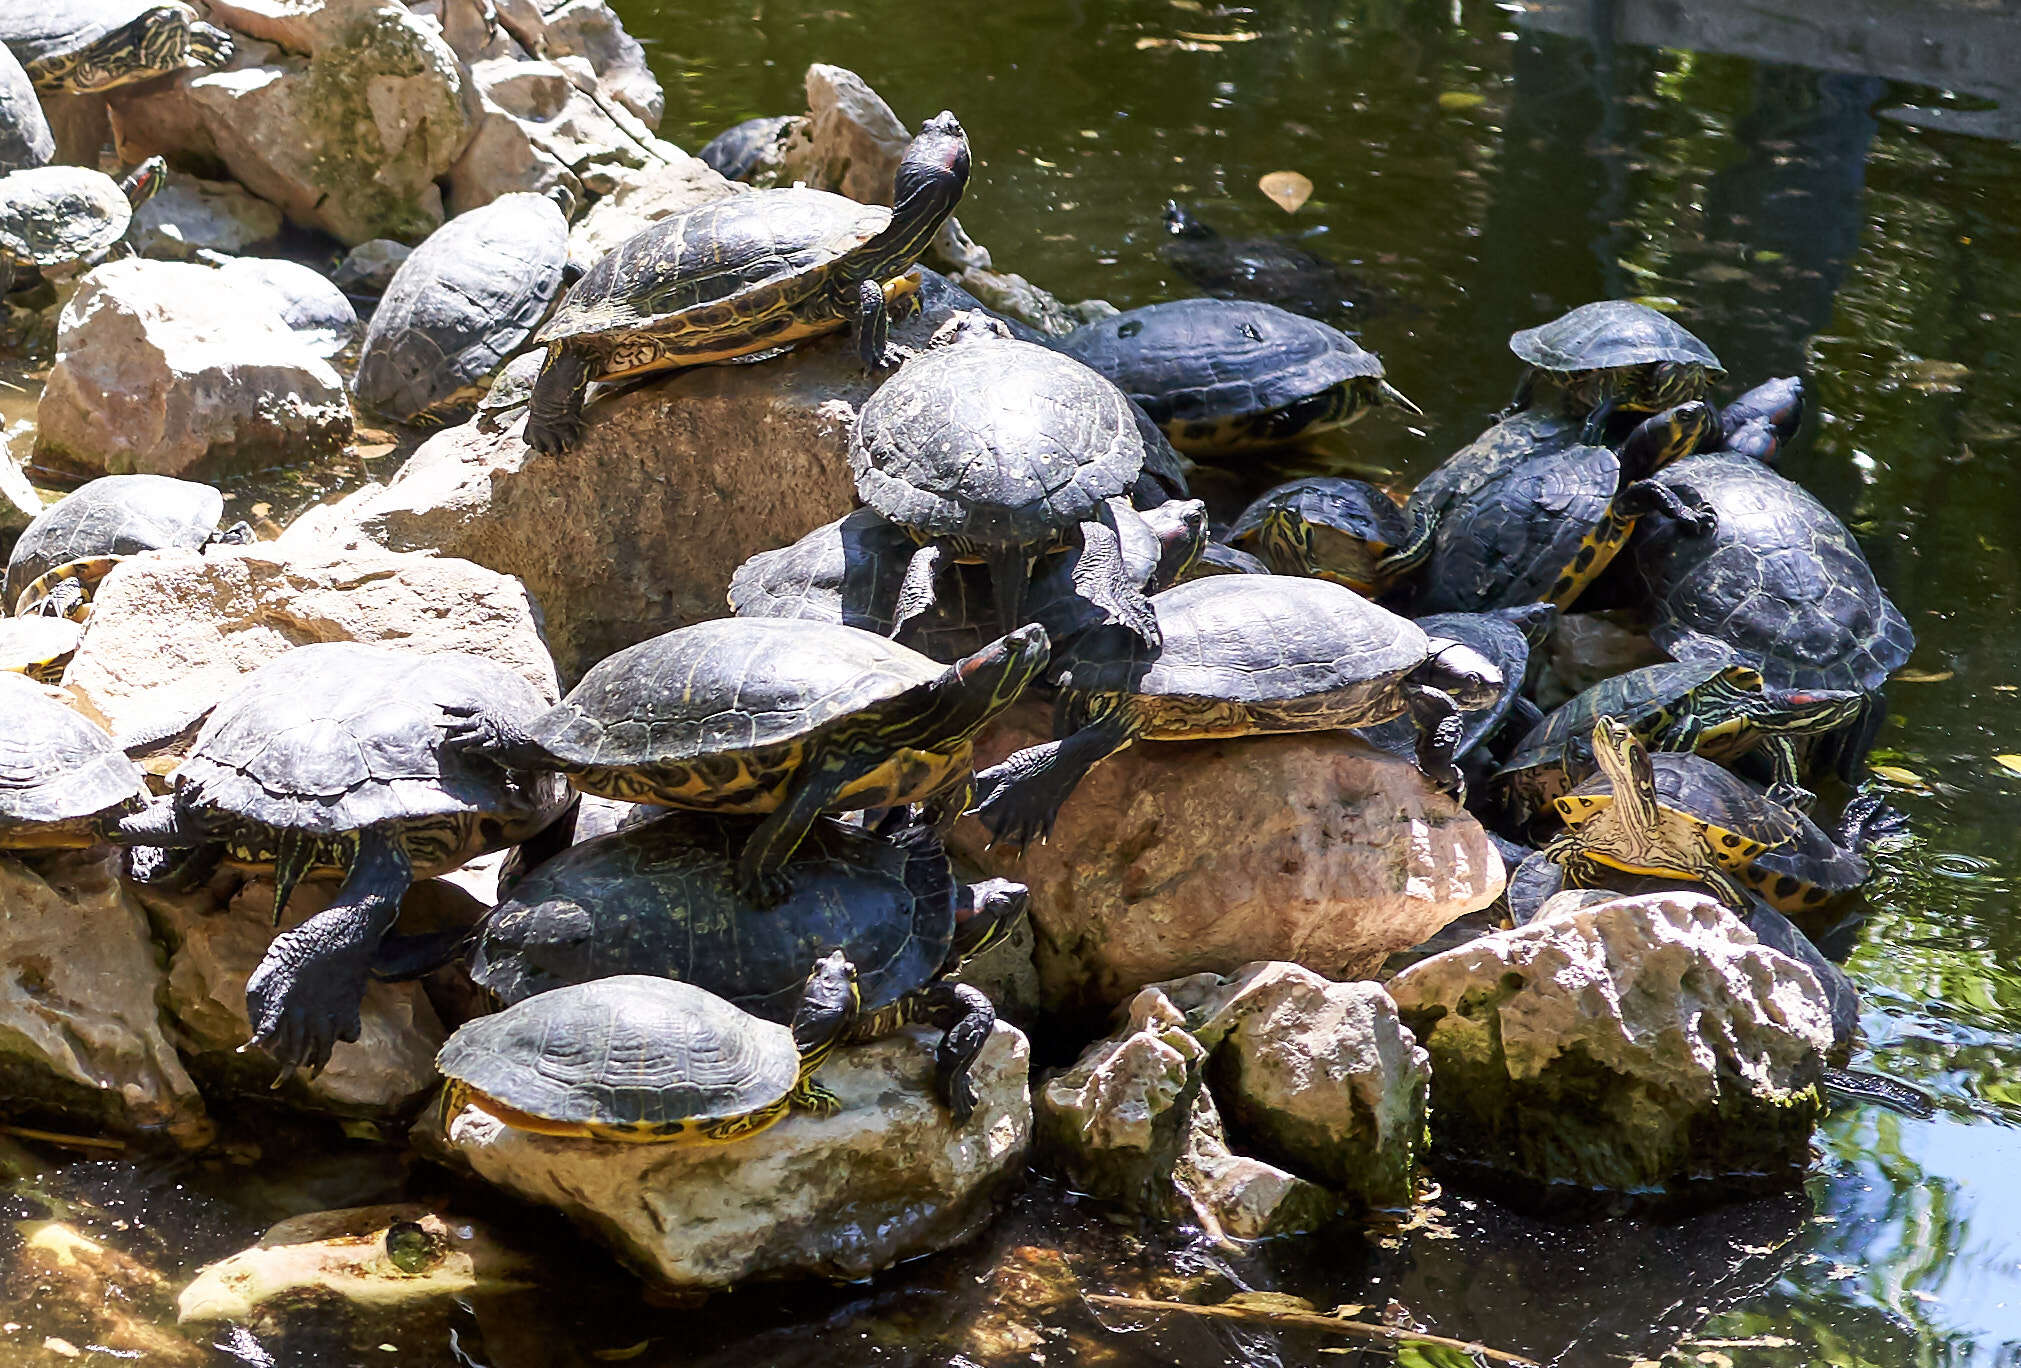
1223;476;1410;594
1716;376;1804;463
1159;201;1362;321
971;576;1503;847
523;112;969;453
105;643;571;1074
1057;298;1418;458
0;156;165;294
0;44;53;174
445;619;1049;899
0;674;148;849
1354;604;1555;775
436;958;859;1143
1509;300;1723;440
696;114;798;182
354;192;571;425
7;473;251;619
471;813;1025;1119
1;1;231;93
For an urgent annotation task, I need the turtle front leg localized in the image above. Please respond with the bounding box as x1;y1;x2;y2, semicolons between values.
1758;737;1816;813
1070;518;1161;649
968;710;1135;849
440;703;553;772
524;345;597;455
1615;478;1716;537
1401;681;1468;802
851;277;893;370
739;753;878;903
245;827;413;1078
102;795;207;847
847;982;996;1124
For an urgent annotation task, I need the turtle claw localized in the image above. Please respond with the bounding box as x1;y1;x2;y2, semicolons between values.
968;770;1056;852
244;928;369;1079
524;414;581;456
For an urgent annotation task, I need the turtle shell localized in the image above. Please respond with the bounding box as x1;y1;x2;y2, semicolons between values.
436;975;800;1130
354;193;569;423
0;615;82;680
6;474;227;609
0;44;52;173
173;642;564;838
1500;659;1732;782
1357;605;1551;762
1509;300;1721;375
0;164;130;266
696;114;796;182
1398;410;1581;551
0;0;171;63
1560;751;1801;853
849;336;1148;545
1227;477;1407;554
473;811;956;1019
1633;454;1913;692
0;674;147;839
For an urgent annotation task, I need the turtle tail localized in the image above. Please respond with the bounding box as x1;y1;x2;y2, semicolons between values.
269;829;320;926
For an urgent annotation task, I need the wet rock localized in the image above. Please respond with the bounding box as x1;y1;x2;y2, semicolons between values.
0;851;209;1146
564;150;738;272
426;1023;1031;1289
128;172;283;261
6;1219;202;1366
209;256;359;359
952;710;1505;1021
334;238;412;295
1387;890;1833;1194
33;259;351;480
0;45;53;173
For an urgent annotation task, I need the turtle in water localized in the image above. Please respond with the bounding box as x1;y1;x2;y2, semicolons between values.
435;958;859;1143
445;619;1049;900
6;473;251;619
0;44;52;175
0;1;231;93
353;192;571;426
1509;300;1723;441
971;575;1503;847
1159;201;1363;321
470;813;1025;1120
1715;376;1804;463
0;674;149;849
523;112;969;453
696;114;798;182
104;643;572;1075
1353;604;1556;781
0;156;165;295
1223;476;1410;594
1057;298;1418;459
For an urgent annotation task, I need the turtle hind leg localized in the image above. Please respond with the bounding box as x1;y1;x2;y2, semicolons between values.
524;346;597;455
968;711;1135;850
440;702;552;772
737;752;883;903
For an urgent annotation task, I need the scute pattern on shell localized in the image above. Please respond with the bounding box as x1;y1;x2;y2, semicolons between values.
1415;438;1617;614
4;473;224;607
0;164;130;265
1509;300;1722;373
0;674;146;827
0;0;178;60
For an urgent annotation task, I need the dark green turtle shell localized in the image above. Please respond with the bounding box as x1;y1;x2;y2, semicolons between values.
1509;300;1720;375
1632;454;1913;692
436;975;800;1129
0;674;147;832
173;642;566;836
1500;659;1735;781
0;44;52;174
1356;605;1552;762
849;336;1147;545
472;811;957;1020
1397;410;1581;559
0;0;188;65
696;114;796;182
1225;476;1408;555
0;164;130;266
1056;298;1383;428
5;474;226;608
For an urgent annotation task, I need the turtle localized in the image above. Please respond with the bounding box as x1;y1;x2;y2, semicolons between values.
1353;603;1556;777
0;1;232;93
0;43;53;175
1183;540;1272;577
523;112;970;454
695;114;798;182
353;193;571;426
1223;476;1410;594
0;673;149;849
1380;401;1716;614
1056;298;1418;458
469;812;1026;1120
435;958;859;1144
103;642;573;1075
970;575;1504;847
1508;300;1723;440
1716;376;1804;463
6;473;251;619
1159;201;1363;322
0;156;165;295
475;352;547;433
0;615;82;682
444;619;1050;900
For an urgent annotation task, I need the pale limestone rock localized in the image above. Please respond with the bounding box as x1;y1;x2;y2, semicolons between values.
129;172;284;260
494;0;662;128
0;436;38;546
208;257;358;359
0;45;53;173
564;151;738;272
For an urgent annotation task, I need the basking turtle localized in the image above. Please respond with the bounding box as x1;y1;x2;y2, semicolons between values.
523;112;969;453
1159;201;1362;321
0;674;148;848
105;643;572;1075
445;619;1049;899
471;813;1025;1120
1509;300;1723;440
0;1;231;93
0;156;165;294
1381;402;1715;614
0;616;81;681
971;576;1503;846
1057;298;1417;458
1223;477;1410;594
1354;604;1555;775
435;959;859;1143
6;473;250;619
0;44;52;174
1716;376;1804;463
353;193;570;426
1184;540;1273;577
696;114;797;182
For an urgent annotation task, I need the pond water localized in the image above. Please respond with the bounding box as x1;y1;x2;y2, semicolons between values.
8;0;2021;1363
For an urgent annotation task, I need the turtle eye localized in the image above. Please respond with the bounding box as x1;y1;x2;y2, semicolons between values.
1117;320;1143;339
1241;324;1264;342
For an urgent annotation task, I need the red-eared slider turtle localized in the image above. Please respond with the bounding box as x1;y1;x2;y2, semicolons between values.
0;674;148;848
0;156;164;294
1354;603;1555;775
1716;376;1804;463
0;44;52;174
1159;201;1362;322
1509;300;1723;440
524;112;969;453
1381;401;1716;614
1;1;231;92
1184;540;1272;577
971;576;1503;847
353;193;571;426
6;473;250;619
445;619;1050;900
1223;476;1410;594
436;958;859;1143
696;114;797;182
0;616;82;682
470;814;1025;1120
1056;298;1418;458
105;643;572;1075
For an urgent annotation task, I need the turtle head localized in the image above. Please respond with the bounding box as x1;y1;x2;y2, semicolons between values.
927;310;1015;350
895;111;971;217
939;625;1051;734
951;878;1030;965
1417;639;1503;712
1619;399;1717;478
1374;378;1424;418
1757;684;1867;733
791;950;860;1054
1589;714;1656;806
1140;498;1208;589
121;156;169;209
1162;200;1211;239
1500;601;1559;648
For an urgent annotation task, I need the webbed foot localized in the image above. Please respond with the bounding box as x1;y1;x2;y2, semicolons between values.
244;912;374;1078
793;1080;843;1119
969;754;1066;849
523;413;582;455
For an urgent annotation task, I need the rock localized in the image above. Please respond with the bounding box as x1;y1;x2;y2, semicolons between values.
421;0;531;64
1387;890;1833;1194
0;851;210;1146
208;256;359;359
0;436;38;551
564;151;738;272
33;259;352;480
62;542;557;745
0;44;53;172
5;1219;202;1366
952;710;1505;1022
1535;610;1668;710
105;69;221;169
494;0;663;128
426;1023;1031;1288
335;238;412;295
128;172;283;260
